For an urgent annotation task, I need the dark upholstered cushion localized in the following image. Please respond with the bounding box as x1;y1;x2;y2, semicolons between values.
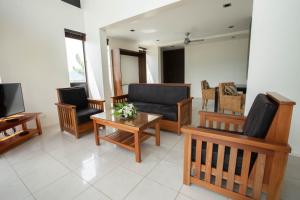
76;107;101;124
58;87;88;109
128;84;189;106
130;101;177;121
191;140;257;176
243;94;278;138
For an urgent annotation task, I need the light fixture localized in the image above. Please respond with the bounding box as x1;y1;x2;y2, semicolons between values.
130;29;135;32
228;25;234;29
223;3;232;8
156;40;160;42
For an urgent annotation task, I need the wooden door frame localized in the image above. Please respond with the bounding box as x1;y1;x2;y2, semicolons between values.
111;48;146;96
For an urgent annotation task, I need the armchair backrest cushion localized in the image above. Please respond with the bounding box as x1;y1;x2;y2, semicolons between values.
243;94;278;138
57;87;88;109
128;84;190;105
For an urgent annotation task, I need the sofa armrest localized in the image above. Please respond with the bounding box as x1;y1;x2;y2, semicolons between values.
111;94;128;105
177;97;193;126
88;99;105;111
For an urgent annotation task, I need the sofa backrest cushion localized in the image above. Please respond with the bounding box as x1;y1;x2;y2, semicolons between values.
128;84;190;105
243;94;278;138
58;87;88;109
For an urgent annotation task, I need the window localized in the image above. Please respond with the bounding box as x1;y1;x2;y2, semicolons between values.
64;29;88;89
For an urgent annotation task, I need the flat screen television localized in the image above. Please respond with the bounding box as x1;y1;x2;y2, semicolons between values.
0;83;25;118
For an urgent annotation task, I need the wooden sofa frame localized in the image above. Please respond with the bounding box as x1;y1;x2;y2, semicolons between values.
55;89;105;138
182;92;295;200
111;84;193;135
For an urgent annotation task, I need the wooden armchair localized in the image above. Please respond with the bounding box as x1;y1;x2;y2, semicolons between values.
55;87;105;138
182;92;295;200
219;82;245;114
201;80;215;110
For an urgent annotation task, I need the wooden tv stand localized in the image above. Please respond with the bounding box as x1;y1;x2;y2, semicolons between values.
0;113;42;154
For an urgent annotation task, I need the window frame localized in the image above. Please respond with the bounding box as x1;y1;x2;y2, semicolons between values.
64;29;89;93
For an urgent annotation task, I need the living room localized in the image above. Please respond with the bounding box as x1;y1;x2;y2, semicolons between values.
0;0;299;200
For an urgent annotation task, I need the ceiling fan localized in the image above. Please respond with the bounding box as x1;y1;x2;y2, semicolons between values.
184;32;204;45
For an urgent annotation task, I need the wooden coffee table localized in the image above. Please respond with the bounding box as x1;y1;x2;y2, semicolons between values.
91;112;162;162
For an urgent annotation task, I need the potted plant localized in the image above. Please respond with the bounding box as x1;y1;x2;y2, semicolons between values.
113;103;137;119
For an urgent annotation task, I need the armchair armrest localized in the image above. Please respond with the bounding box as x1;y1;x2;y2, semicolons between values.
55;103;78;132
177;97;193;126
181;126;291;153
111;94;128;105
55;103;76;109
199;111;246;131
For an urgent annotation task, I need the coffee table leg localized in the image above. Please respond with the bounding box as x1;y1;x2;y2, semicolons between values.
93;121;100;146
155;122;160;146
134;131;141;162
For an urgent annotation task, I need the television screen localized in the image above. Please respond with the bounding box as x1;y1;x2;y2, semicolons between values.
0;83;25;118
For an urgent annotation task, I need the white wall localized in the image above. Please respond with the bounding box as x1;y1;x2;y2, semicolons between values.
185;36;249;97
146;46;161;83
108;38;161;88
0;0;84;127
109;37;139;51
81;0;179;102
246;0;300;155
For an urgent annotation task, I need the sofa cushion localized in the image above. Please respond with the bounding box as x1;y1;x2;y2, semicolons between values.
128;84;189;106
58;87;88;109
191;140;257;176
76;107;101;124
130;101;177;121
243;94;278;138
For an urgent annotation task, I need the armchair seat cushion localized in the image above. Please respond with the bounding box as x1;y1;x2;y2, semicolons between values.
130;101;177;121
76;107;101;124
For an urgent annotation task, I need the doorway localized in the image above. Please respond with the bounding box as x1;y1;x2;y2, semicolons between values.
162;48;185;83
111;48;146;96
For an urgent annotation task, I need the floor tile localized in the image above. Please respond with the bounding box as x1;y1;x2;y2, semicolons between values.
125;178;178;200
74;156;119;183
12;153;63;177
74;187;110;200
0;177;31;200
180;184;227;200
33;173;89;200
163;148;184;166
281;178;300;200
19;159;69;192
176;194;193;200
147;160;183;190
93;167;142;200
121;154;160;176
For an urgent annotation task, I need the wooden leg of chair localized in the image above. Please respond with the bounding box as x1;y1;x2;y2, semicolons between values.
267;152;288;200
183;133;192;185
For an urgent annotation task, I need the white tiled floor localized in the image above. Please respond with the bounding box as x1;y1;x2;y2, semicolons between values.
0;98;299;200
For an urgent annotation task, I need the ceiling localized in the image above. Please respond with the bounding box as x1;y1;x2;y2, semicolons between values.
104;0;253;46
